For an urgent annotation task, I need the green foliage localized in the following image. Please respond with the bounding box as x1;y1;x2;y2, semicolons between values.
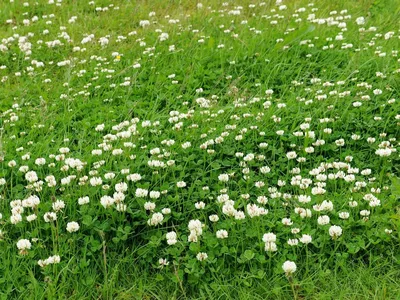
0;0;399;299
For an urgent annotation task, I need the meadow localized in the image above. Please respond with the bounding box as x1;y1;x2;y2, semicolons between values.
0;0;399;299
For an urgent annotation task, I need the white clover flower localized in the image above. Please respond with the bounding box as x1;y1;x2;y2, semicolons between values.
188;232;198;243
38;255;61;267
115;182;128;192
121;168;130;174
11;214;23;224
99;36;109;46
360;210;370;216
8;160;17;167
149;191;160;199
166;231;177;240
45;175;56;187
218;174;229;182
66;221;80;233
166;231;177;245
52;199;65;212
26;214;37;222
375;148;392;157
299;234;312;244
92;149;102;155
317;215;330;225
18;166;29;173
144;202;156;211
12;206;23;215
21;153;30;161
216;230;228;239
217;194;230;203
247;203;268;218
314;200;334;212
298;195;311;203
288;239;299;246
90;177;103;186
104;173;115;180
234;211;246;220
265;89;274;95
100;196;115;208
243;153;255;162
127;173;141;182
188;220;203;234
22;195;40;208
78;196;90;205
25;171;38;183
176;181;186;188
373;89;382;95
282;261;297;275
209;214;219;222
349;201;358;207
286;151;297;160
255;181;265;188
329;225;343;239
48;255;61;264
260;166;271;174
35;158;46;165
116;203;127;212
181;142;191;149
135;188;148;197
369;199;381;207
17;239;31;254
282;218;293;226
44;212;57;222
196;252;208;261
148;212;164;226
298;208;312;218
262;232;276;243
361;169;372;175
291;228;301;234
112;149;123;156
59;147;70;154
195;201;206;209
257;196;268;204
139;20;150;27
158;258;169;267
264;242;277;252
356;17;365;25
161;208;171;214
335;139;345;146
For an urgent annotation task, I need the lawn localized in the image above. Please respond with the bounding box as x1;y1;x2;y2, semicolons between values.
0;0;399;299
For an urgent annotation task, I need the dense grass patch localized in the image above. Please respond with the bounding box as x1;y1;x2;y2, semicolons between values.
0;0;399;299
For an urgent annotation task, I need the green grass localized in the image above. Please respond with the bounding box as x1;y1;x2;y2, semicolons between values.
5;256;400;299
0;0;399;299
